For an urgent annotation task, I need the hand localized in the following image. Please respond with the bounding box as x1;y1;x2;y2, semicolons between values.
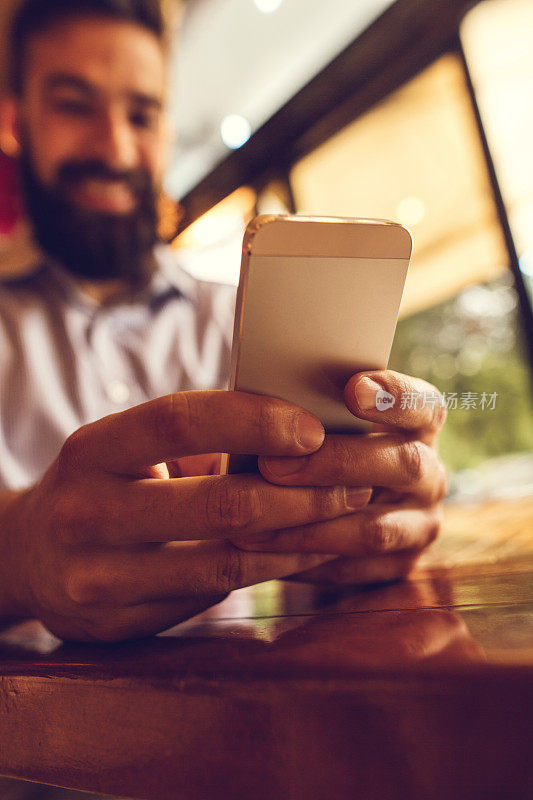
0;391;369;642
231;370;448;585
262;606;483;670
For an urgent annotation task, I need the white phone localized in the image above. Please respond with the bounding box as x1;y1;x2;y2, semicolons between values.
221;215;412;473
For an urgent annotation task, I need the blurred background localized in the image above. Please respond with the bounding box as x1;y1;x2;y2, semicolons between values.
1;0;532;503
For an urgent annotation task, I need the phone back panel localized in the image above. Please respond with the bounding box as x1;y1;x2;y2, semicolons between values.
223;216;411;473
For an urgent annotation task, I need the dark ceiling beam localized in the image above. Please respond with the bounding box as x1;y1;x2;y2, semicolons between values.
179;0;479;230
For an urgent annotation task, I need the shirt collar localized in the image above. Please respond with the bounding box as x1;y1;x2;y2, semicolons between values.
4;242;197;311
149;242;197;304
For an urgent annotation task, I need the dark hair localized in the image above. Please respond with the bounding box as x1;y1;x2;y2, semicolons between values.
10;0;165;94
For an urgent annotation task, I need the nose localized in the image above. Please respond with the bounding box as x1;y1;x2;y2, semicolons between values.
90;108;138;173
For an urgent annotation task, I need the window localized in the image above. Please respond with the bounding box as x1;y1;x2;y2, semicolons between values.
165;0;394;198
176;1;533;496
173;187;256;284
290;54;533;488
462;0;533;304
291;56;508;317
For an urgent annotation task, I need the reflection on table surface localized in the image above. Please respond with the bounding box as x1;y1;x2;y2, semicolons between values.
1;497;532;800
1;497;532;679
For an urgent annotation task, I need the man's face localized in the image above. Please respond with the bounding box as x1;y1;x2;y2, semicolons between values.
14;16;167;282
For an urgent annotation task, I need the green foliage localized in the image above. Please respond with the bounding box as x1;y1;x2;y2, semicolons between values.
389;276;533;472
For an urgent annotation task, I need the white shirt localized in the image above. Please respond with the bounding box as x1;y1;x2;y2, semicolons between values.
0;244;235;489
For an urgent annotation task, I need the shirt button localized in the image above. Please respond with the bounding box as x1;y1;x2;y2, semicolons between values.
106;380;131;404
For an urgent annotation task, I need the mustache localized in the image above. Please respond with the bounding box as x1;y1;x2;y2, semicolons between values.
56;160;153;195
18;149;159;282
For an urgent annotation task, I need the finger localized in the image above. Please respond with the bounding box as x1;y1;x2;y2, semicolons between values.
69;474;371;545
167;453;221;478
232;502;442;556
272;608;474;665
65;390;325;474
65;542;335;606
260;434;448;504
285;549;423;586
344;370;447;442
65;596;227;643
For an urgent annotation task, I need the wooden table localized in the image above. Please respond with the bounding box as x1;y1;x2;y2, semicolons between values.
1;498;532;800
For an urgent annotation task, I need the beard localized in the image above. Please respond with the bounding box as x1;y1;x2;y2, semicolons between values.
19;147;160;284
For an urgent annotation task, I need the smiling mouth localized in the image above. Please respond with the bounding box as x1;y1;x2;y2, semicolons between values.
71;178;137;213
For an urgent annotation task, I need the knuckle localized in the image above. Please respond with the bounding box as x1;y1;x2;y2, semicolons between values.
399;440;427;485
283;525;314;553
365;515;401;552
155;393;193;449
56;427;88;473
204;478;262;535
53;492;89;547
313;485;346;519
179;391;203;444
380;371;403;409
64;565;111;607
328;437;357;482
294;526;315;552
215;548;245;593
53;490;111;547
256;398;281;443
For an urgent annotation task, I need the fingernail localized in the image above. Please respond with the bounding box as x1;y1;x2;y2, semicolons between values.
354;377;382;411
263;455;308;477
296;414;325;450
346;487;373;510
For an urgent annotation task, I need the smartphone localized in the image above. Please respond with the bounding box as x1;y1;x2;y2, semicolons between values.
221;215;412;474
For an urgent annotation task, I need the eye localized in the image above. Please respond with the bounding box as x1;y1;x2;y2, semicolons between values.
129;110;158;130
52;98;92;117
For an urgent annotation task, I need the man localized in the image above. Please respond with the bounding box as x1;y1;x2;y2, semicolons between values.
0;0;447;644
